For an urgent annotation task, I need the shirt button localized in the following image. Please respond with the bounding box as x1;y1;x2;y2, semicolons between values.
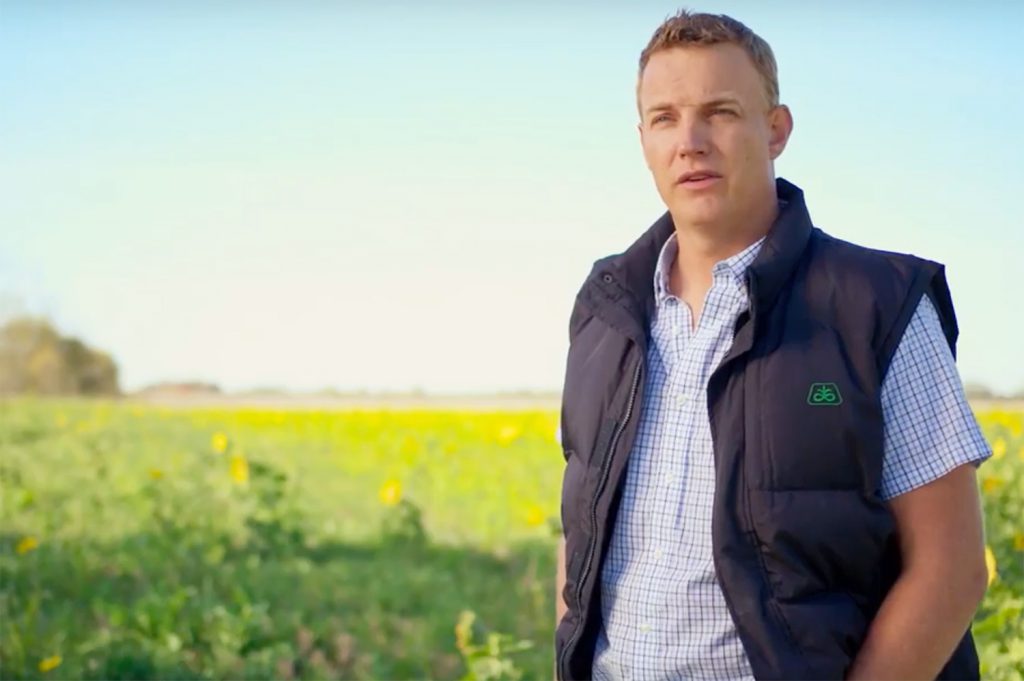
639;623;652;633
675;392;689;407
653;547;664;560
663;473;677;485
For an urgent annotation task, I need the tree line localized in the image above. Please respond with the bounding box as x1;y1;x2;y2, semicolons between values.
0;317;120;396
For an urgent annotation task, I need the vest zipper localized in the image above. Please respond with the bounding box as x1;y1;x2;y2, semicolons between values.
558;358;643;681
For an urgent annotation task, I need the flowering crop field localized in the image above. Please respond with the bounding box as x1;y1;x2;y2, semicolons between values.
1;399;1021;680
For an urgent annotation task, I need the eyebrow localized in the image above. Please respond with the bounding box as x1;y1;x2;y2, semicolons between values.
643;96;744;117
643;103;675;117
703;97;743;109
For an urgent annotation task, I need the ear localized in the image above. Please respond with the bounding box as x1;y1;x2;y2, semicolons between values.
767;104;794;161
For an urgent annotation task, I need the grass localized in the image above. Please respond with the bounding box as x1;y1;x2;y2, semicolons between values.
0;398;1021;680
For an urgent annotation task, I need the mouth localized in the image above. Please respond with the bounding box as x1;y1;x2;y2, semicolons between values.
676;170;722;189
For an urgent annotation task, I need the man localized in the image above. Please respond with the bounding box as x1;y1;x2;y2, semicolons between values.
554;10;992;681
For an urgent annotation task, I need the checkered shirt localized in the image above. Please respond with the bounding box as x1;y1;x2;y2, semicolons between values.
589;230;992;681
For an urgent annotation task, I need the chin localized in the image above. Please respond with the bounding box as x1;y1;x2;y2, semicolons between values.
669;198;725;227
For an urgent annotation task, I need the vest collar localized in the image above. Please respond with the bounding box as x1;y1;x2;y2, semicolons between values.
581;177;815;348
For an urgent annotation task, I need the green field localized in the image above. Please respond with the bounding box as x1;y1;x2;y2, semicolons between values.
1;399;1021;680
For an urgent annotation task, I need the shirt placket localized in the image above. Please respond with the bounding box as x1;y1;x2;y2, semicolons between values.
640;295;690;667
673;279;736;543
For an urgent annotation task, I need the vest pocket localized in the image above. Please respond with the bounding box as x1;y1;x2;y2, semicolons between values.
775;590;868;675
565;548;584;598
748;488;892;598
747;488;887;670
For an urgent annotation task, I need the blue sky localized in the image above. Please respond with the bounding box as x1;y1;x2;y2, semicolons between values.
2;1;1022;394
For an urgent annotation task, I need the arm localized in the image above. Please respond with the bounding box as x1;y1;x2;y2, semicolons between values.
554;536;567;680
556;536;568;625
555;418;569;628
845;463;988;680
846;295;992;679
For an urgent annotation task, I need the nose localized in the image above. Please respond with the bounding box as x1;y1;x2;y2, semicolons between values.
675;114;710;158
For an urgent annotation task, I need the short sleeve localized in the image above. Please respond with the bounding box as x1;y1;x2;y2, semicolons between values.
878;295;992;500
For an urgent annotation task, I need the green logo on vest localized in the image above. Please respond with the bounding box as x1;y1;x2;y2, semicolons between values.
807;382;843;406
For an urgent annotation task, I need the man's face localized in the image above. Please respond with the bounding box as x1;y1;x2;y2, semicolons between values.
637;43;792;228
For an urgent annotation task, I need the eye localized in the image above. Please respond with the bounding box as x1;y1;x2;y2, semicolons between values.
711;108;737;117
651;113;671;125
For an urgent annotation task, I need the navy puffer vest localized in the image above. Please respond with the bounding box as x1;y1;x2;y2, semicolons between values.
556;178;978;680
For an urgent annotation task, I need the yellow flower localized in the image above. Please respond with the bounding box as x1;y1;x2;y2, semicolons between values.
38;655;62;673
379;479;402;506
149;468;164;480
496;424;521;446
211;432;229;454
524;504;546;527
981;476;1005;494
985;545;997;587
1014;533;1024;552
455;610;475;653
16;536;39;555
55;414;68;428
399;435;423;460
991;438;1006;460
229;453;249;485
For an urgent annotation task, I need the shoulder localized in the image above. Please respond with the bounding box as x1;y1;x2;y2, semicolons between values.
567;257;609;341
798;230;955;368
805;229;943;290
878;294;991;499
884;294;952;376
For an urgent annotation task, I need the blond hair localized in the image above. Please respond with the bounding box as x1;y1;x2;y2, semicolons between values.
637;9;780;108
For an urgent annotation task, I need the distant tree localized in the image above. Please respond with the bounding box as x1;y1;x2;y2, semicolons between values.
963;381;995;401
135;381;221;396
0;316;120;396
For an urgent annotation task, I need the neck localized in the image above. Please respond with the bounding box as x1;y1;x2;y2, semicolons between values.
668;193;778;299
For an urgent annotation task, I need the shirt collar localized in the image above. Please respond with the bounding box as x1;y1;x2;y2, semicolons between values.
653;231;767;306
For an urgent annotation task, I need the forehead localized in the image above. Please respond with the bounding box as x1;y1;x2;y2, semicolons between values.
638;43;766;109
